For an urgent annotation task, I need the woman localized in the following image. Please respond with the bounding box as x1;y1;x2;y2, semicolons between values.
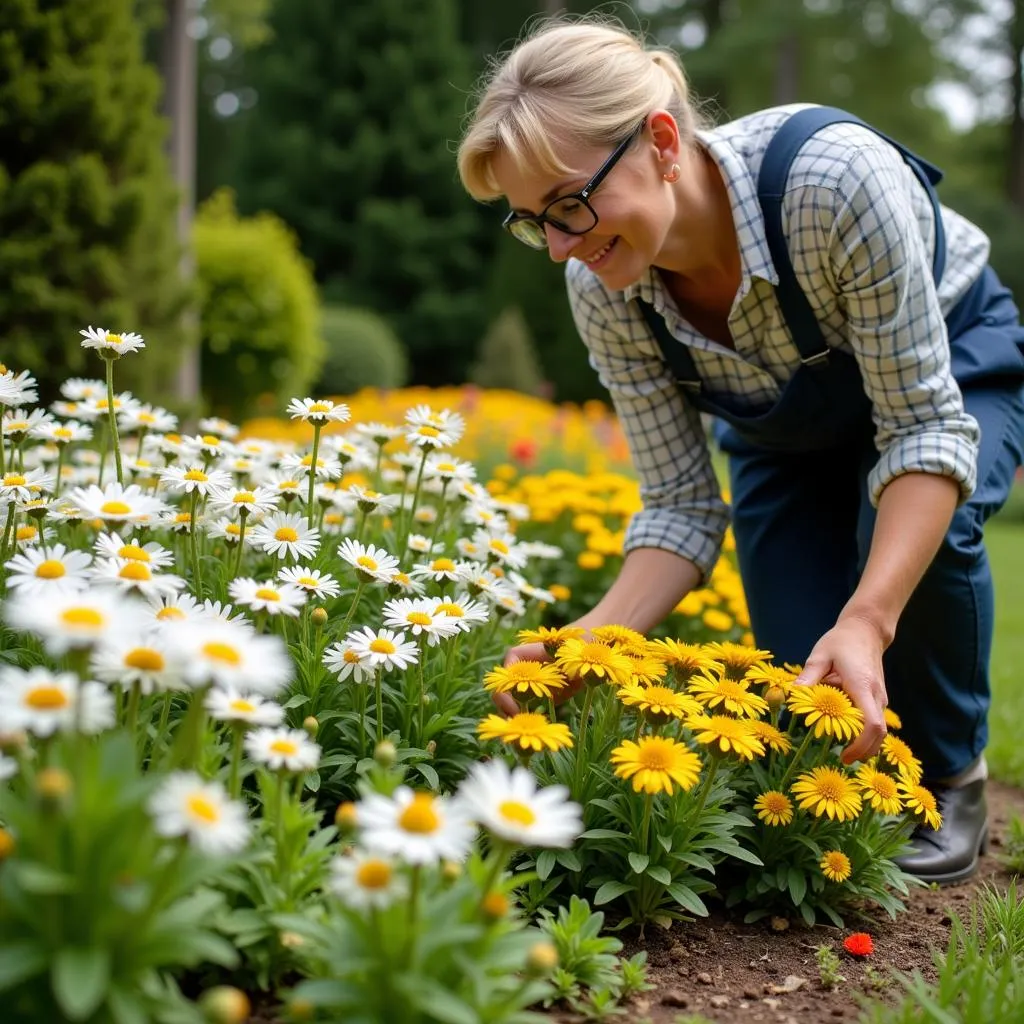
456;18;1024;884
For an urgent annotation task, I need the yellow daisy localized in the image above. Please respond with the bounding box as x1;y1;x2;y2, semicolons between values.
854;764;904;815
753;790;794;826
746;719;793;755
621;653;670;686
883;707;903;730
647;638;719;684
786;684;864;742
743;664;797;709
879;735;923;784
685;713;765;761
515;625;585;656
820;849;852;883
617;682;701;724
590;624;647;648
701;640;773;681
688;674;769;719
610;736;702;796
555;638;633;688
791;767;863;822
898;780;942;830
477;713;573;754
482;661;568;700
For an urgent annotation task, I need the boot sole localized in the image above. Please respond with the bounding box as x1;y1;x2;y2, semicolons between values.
906;824;989;887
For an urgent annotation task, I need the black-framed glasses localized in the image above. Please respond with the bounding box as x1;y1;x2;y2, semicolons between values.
502;118;646;250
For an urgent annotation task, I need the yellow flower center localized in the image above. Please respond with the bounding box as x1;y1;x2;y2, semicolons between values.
270;739;298;756
431;558;455;572
417;425;441;438
369;638;396;655
229;699;257;713
255;588;281;602
124;648;165;671
869;773;898;797
343;650;361;664
355;859;392;889
760;792;790;814
637;743;672;770
105;332;121;346
356;555;379;571
174;513;191;524
54;427;73;439
406;612;432;626
16;525;36;541
201;435;220;445
61;607;104;628
435;602;464;616
202;642;242;665
274;527;299;543
25;685;69;710
233;492;256;504
279;480;299;490
119;562;152;581
138;412;155;424
489;539;509;554
157;607;186;620
224;523;241;536
642;685;678;705
35;560;67;579
309;401;332;413
100;501;131;515
3;473;26;486
7;421;28;432
398;793;440;834
436;462;455;472
498;800;536;826
184;469;208;482
186;794;220;823
297;576;318;587
118;544;150;561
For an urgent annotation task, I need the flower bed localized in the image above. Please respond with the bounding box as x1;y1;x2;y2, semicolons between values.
0;336;941;1023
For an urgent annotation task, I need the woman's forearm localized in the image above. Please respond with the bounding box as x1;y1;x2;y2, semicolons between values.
573;546;703;635
839;471;961;646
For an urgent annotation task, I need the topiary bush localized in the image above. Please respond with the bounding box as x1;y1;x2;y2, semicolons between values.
316;304;409;397
193;188;324;420
468;306;546;396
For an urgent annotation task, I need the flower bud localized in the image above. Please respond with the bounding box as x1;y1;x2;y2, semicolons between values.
480;890;509;921
310;607;328;629
334;801;359;834
279;930;305;949
441;860;462;883
426;740;436;757
525;940;559;977
764;685;787;713
0;828;15;862
373;740;397;768
198;986;251;1024
36;767;73;803
302;716;319;738
286;997;315;1021
0;730;28;755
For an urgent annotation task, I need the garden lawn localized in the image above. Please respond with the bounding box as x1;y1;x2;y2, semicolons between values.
986;518;1024;786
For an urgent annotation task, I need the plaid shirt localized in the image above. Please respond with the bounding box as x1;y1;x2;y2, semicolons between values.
566;104;990;578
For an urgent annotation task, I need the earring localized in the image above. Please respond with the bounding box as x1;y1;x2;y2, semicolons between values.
663;163;681;183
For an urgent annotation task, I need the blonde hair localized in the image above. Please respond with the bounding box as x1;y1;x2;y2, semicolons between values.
457;17;706;201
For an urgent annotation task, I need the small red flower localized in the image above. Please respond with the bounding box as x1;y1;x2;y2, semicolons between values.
509;438;538;467
843;932;874;957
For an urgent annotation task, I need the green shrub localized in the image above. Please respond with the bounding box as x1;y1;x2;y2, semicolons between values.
316;305;409;396
468;306;546;396
193;189;324;420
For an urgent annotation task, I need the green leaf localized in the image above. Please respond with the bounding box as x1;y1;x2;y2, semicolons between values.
799;901;816;926
666;883;708;917
396;976;478;1024
593;880;635;905
0;941;47;992
412;762;440;789
646;865;672;886
303;770;321;793
535;850;556;880
108;986;149;1024
787;867;807;906
14;862;76;894
283;694;310;709
52;948;111;1021
555;848;581;872
627;852;649;874
579;828;628;841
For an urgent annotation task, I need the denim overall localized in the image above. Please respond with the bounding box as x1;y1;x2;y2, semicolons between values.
636;107;1024;779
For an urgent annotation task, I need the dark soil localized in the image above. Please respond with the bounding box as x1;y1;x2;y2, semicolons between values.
548;780;1024;1024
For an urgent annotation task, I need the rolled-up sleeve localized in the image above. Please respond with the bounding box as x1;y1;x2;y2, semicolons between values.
565;260;730;578
826;143;980;505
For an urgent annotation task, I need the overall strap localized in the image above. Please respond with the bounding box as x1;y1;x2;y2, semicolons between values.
634;298;703;393
758;105;947;368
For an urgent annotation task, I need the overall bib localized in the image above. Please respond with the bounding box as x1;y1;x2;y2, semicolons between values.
636;107;1024;780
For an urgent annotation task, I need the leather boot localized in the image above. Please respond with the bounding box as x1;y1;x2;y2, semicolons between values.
894;778;988;885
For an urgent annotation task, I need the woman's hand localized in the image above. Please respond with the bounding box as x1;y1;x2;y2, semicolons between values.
793;614;889;764
493;641;583;717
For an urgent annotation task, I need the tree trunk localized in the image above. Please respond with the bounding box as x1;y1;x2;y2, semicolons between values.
773;29;800;106
1008;0;1024;210
160;0;201;409
701;0;729;114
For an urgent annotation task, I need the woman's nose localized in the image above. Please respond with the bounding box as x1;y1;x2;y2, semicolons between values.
544;224;578;263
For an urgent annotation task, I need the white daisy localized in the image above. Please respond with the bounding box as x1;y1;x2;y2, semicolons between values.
286;397;351;423
247;512;320;561
409;556;463;585
91;634;187;694
0;667;115;737
0;367;38;406
431;592;491;633
205;687;285;727
3;407;52;439
404;405;465;442
278;450;342;481
517;541;564;560
425;454;476;483
266;475;304;501
78;392;142;422
357;786;475;865
31;419;93;445
5;589;148;654
157;509;197;533
329;850;408;910
276;565;340;600
94;531;175;570
385;569;425;595
205;517;244;544
244;726;321;772
182;433;236;462
506;571;557;605
454;538;486;561
461;503;510;531
66;482;167;523
472;527;528;569
228;578;307;618
148;772;250;855
79;325;146;357
492;498;531;523
198;599;250;625
59;377;106;401
321;435;375;471
381;597;461;646
159;464;232;497
206;484;280;519
337;538;400;583
346;484;400;515
5;543;92;597
89;557;186;600
197;416;239;439
0;467;53;502
182;621;293;695
145;592;205;624
456;760;582;849
406;533;444;555
322;640;375;684
353;421;403;445
118;403;178;433
345;626;419;671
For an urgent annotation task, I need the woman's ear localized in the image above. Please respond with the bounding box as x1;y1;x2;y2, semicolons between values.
646;109;683;173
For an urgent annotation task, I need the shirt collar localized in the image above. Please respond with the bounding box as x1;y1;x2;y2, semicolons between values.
622;128;778;305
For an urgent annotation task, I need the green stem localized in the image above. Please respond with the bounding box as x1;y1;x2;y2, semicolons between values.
306;424;323;529
228;726;245;798
778;729;817;792
338;579;366;637
53;444;66;499
398;447;430;551
188;489;202;598
375;667;384;744
105;357;124;485
572;685;597;800
0;404;5;476
232;509;249;578
1;500;15;564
